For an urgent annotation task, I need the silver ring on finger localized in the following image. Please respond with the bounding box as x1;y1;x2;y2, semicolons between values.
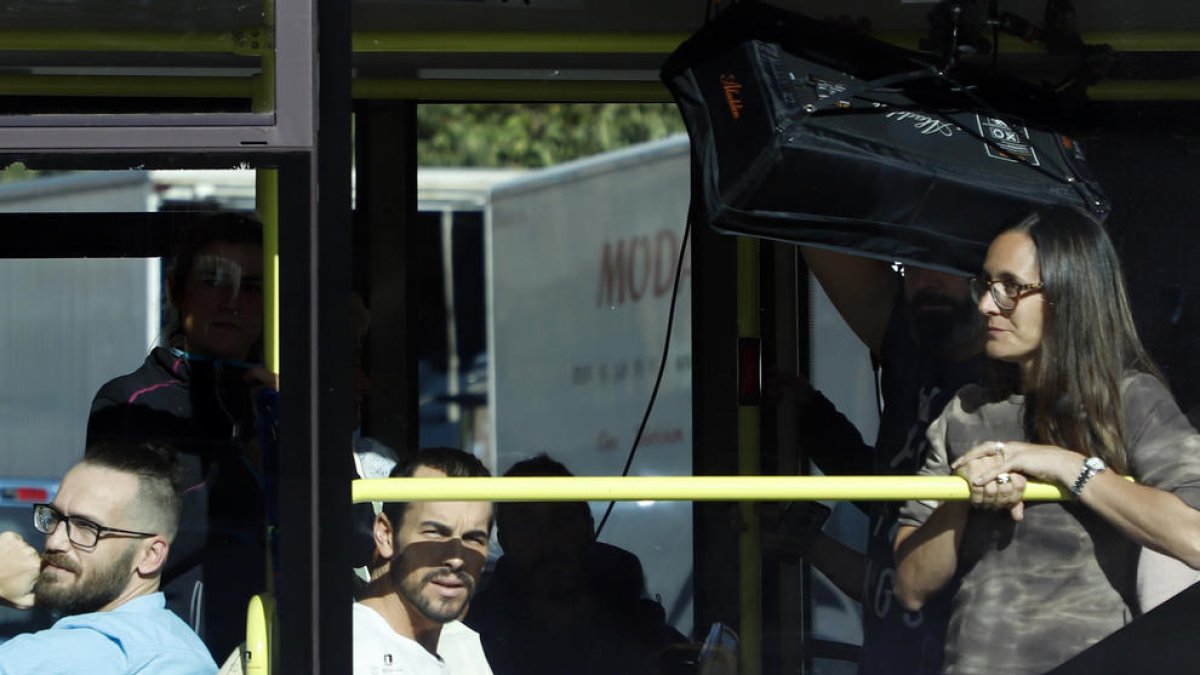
996;472;1012;485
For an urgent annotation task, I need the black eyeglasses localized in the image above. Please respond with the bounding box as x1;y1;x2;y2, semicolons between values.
33;503;156;549
969;277;1045;311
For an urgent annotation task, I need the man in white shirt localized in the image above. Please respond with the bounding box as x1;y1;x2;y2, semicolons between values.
354;447;494;675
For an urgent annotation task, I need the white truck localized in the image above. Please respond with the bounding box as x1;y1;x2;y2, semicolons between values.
433;134;874;644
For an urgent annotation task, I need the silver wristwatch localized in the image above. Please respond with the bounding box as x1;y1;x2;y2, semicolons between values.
1069;456;1106;497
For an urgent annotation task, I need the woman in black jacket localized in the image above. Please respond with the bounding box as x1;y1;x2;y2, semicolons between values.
86;211;274;662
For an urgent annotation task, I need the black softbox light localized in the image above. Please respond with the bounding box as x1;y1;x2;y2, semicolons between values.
661;1;1109;274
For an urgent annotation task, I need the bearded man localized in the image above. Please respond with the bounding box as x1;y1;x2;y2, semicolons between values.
0;441;216;674
354;447;494;675
787;249;987;675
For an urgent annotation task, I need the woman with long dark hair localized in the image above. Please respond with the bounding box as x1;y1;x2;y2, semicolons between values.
893;210;1200;674
86;211;273;662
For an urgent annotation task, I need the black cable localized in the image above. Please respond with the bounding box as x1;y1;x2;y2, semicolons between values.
991;19;1000;69
593;215;693;539
871;351;884;418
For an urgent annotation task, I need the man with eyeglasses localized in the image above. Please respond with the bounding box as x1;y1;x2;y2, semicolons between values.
0;441;216;674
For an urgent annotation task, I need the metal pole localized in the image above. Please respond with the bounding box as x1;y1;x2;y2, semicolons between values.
352;475;1079;503
737;237;763;675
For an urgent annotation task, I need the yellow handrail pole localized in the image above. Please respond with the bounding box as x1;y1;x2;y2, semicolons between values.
251;168;279;656
351;475;1076;503
355;30;1200;55
353;78;672;103
5;29;1200;56
11;76;1200;105
0;75;254;99
870;30;1200;54
253;175;279;380
245;593;275;674
354;32;686;54
9;74;1200;105
254;16;280;376
253;0;279;634
11;76;1200;104
250;4;278;671
736;236;763;675
1087;80;1200;102
0;29;243;53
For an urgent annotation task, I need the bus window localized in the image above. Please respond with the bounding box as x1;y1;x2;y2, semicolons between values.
0;168;270;661
408;102;696;638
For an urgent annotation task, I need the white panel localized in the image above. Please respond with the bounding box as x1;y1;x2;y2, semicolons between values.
0;259;156;478
810;280;880;444
488;135;694;635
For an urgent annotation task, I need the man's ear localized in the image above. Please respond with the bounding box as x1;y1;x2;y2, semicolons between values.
373;512;396;560
135;536;170;577
495;515;508;553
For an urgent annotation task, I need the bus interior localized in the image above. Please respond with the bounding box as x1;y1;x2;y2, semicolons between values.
1;0;1199;673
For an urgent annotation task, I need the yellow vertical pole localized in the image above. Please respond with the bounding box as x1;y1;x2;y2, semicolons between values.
244;593;275;674
254;0;280;375
251;5;279;665
257;173;280;374
736;236;762;675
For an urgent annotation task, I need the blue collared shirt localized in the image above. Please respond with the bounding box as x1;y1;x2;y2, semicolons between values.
0;592;217;674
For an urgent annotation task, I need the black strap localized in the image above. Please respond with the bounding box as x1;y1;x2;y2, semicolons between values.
802;67;940;114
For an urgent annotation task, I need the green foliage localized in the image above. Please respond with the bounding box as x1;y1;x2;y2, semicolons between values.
417;103;686;168
0;162;40;184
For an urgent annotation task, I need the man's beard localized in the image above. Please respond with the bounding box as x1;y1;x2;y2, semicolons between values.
395;566;476;624
34;545;136;616
909;290;982;358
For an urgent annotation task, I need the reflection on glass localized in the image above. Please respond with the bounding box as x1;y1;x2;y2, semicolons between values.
0;171;261;659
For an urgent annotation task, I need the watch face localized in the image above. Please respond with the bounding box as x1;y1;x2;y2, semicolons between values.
1084;456;1106;471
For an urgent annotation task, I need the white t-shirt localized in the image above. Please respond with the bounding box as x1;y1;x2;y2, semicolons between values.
438;620;494;675
353;603;447;675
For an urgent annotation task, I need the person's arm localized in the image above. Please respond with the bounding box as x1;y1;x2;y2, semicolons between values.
804;533;867;602
800;247;899;354
892;405;971;611
958;375;1200;568
896;434;1035;610
765;500;867;601
792;380;874;478
0;532;39;609
893;503;970;611
963;441;1200;567
0;624;132;675
243;366;279;392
